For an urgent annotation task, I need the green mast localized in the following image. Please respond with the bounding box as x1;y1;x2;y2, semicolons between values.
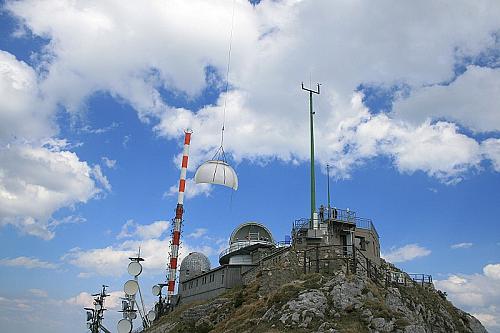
302;83;320;227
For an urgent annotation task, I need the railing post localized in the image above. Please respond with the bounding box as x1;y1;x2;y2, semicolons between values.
303;250;307;274
351;244;357;274
315;246;319;273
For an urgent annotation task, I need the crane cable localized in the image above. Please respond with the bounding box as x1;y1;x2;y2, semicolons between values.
214;0;236;162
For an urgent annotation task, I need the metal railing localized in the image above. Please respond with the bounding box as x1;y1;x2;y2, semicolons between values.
292;208;379;239
219;240;275;259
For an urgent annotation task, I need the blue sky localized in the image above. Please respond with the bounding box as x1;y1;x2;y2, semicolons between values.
1;0;500;332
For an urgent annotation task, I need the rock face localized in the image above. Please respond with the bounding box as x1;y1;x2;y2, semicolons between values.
145;269;488;333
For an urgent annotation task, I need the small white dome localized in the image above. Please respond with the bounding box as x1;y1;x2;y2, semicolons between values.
194;160;238;190
179;252;211;282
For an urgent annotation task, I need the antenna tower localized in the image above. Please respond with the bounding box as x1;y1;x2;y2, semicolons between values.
167;131;192;304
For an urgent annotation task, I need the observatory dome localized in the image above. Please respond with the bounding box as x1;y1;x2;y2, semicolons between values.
229;222;274;244
179;252;211;282
219;222;275;265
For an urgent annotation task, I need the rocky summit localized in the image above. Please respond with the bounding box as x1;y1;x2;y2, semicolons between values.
144;256;487;333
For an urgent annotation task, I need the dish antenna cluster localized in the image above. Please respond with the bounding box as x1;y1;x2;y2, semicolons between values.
117;252;151;333
84;285;112;333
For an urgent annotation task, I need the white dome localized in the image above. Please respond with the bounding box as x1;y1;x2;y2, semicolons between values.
179;252;211;282
194;160;238;190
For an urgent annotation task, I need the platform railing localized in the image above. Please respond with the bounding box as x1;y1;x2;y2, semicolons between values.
292;208;379;239
219;239;275;259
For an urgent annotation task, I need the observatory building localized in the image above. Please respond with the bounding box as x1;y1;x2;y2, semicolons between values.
178;222;275;304
177;209;381;305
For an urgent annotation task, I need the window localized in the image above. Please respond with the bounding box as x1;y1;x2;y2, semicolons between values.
189;281;193;289
221;274;224;284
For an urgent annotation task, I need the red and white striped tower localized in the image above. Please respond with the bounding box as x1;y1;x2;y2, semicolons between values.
167;130;192;303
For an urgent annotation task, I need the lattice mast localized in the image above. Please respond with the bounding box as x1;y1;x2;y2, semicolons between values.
167;130;192;303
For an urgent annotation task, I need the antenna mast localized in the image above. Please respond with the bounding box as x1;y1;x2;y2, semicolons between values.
302;83;320;228
167;131;192;305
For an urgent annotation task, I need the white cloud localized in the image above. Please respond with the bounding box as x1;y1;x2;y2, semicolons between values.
117;220;169;240
393;66;500;133
187;228;208;239
382;244;431;263
28;289;48;298
482;138;500;172
0;50;54;143
65;220;216;276
101;156;116;169
473;313;499;328
484;264;500;280
4;0;500;185
66;291;123;310
0;256;58;269
0;51;109;239
166;178;212;200
91;165;111;192
0;143;103;239
435;263;500;332
451;242;473;249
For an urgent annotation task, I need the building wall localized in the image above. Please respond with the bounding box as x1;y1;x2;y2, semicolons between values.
354;228;380;265
178;265;254;304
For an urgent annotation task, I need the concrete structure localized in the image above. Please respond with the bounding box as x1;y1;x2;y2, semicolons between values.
177;208;381;305
292;207;380;265
178;222;275;304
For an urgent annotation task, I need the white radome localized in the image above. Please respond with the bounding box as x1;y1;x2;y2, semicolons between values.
194;160;238;190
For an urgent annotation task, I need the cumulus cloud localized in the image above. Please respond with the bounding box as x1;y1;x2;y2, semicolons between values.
0;51;110;239
101;156;117;169
64;220;217;276
117;220;170;240
435;263;500;331
382;244;431;263
484;264;500;280
451;242;473;249
393;66;500;133
3;0;500;185
66;291;123;310
166;178;212;200
187;228;208;239
29;289;48;298
0;143;104;239
0;256;58;269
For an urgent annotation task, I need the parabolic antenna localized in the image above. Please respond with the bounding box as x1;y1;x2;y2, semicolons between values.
123;280;139;296
147;310;156;322
194;160;238;190
129;311;137;320
127;262;142;277
95;303;102;311
117;318;132;333
152;285;161;296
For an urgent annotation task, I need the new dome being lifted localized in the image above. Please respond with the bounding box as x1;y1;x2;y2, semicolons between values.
194;160;238;190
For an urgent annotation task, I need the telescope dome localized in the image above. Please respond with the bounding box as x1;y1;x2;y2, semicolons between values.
179;252;211;282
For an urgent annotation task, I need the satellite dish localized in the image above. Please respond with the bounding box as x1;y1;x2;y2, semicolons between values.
127;262;143;277
152;285;161;296
117;318;132;333
194;160;238;190
95;303;102;311
124;280;139;296
147;310;156;322
129;311;137;320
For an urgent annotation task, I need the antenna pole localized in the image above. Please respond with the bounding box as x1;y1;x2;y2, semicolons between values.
167;130;192;306
302;83;320;227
